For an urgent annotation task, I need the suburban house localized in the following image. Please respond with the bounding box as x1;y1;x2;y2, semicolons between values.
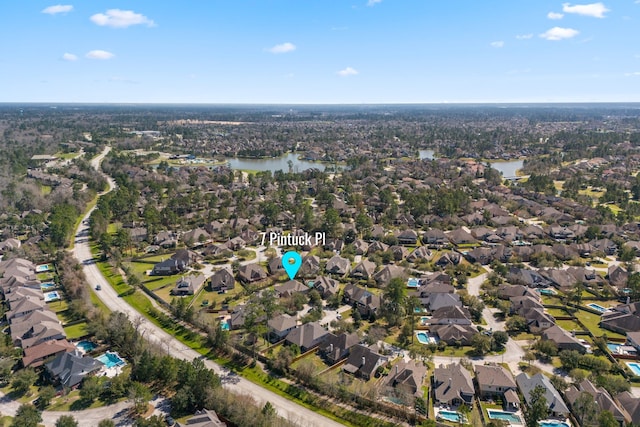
406;246;433;263
565;379;631;425
343;284;381;318
274;280;309;298
433;363;475;406
312;276;339;298
541;325;588;353
427;306;472;326
396;229;418;245
351;260;376;280
22;339;76;368
430;324;478;346
151;258;183;276
267;314;297;341
285;322;329;352
209;268;235;292
384;359;427;398
299;255;320;277
268;257;286;276
342;344;388;380
170;274;206;296
600;302;640;334
475;364;518;410
45;349;104;389
373;265;405;286
326;255;350;276
320;332;360;365
516;372;569;417
617;392;640;427
423;230;449;247
237;263;267;284
176;409;226;427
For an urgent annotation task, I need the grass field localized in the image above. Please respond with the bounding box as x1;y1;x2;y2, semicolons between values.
574;309;625;339
64;322;88;339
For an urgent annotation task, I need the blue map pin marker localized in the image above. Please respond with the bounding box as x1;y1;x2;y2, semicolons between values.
282;251;302;280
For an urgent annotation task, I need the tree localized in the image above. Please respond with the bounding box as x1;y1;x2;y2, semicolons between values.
598;410;618;427
37;385;56;409
133;415;165;427
98;421;116;427
55;415;79;427
471;333;491;356
491;331;509;351
383;277;406;327
11;368;37;396
525;385;549;427
573;391;598;427
505;315;527;333
80;376;102;403
129;381;152;415
0;357;13;385
12;404;42;427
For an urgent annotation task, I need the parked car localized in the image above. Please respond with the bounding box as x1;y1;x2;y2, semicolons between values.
95;285;102;290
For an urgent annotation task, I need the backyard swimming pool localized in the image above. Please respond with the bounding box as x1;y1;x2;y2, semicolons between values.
627;362;640;376
97;351;126;368
407;278;420;288
538;420;570;427
36;264;51;273
44;291;60;302
416;331;437;344
75;341;97;353
420;316;430;325
536;288;556;295
487;409;522;424
220;320;230;331
438;410;464;423
40;282;56;291
587;303;607;312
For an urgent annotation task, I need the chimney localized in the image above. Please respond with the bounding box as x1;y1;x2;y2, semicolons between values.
329;344;334;352
396;365;399;375
361;356;366;367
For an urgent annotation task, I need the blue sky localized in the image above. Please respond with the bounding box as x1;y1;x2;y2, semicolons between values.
0;1;638;103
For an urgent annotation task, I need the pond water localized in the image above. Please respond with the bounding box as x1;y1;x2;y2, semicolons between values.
418;150;523;178
227;153;328;172
490;159;524;178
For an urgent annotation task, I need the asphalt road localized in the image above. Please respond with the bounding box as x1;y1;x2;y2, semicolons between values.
71;147;343;427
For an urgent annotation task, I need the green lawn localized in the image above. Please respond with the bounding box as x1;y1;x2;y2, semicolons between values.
556;319;585;332
546;308;569;317
64;322;88;340
574;309;625;339
291;353;328;374
192;285;243;310
48;299;69;313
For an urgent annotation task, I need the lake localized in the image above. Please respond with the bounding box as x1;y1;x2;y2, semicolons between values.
419;149;522;177
227;153;327;172
490;160;523;178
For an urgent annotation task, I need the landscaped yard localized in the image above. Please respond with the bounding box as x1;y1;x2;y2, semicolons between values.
64;322;88;339
291;353;329;375
556;319;586;332
574;309;625;339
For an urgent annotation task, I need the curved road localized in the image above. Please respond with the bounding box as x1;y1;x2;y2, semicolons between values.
72;147;342;427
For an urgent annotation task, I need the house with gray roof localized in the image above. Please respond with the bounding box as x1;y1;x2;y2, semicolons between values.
268;314;297;341
285;322;329;352
384;359;427;398
433;363;474;406
565;379;631;425
541;325;588;353
325;255;350;276
237;263;267;283
209;268;234;292
320;332;360;365
516;372;569;417
170;274;206;296
312;276;339;298
45;349;104;389
342;344;388;380
475;364;518;409
176;409;225;427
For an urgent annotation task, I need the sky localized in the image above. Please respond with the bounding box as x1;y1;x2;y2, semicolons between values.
0;1;639;104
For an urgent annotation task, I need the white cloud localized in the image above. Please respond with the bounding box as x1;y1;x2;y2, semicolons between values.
90;9;155;28
367;0;382;6
516;34;533;39
562;2;610;18
490;41;505;48
62;53;77;61
547;12;565;19
625;71;640;77
267;42;296;54
85;50;115;60
337;67;358;77
540;27;580;40
42;5;73;15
